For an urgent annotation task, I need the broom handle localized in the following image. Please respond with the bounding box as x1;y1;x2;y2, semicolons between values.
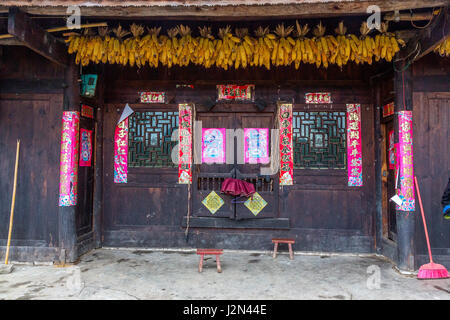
414;176;433;263
5;140;20;265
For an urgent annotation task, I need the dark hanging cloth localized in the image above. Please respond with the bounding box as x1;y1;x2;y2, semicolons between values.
221;178;256;198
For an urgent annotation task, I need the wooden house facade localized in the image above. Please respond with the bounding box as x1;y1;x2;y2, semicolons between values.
0;1;448;272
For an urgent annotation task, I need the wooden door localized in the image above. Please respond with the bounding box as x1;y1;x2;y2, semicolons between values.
76;116;96;238
384;121;397;241
192;112;235;218
192;107;278;220
235;113;278;219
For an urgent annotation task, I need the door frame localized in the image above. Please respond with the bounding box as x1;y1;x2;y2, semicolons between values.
192;105;279;220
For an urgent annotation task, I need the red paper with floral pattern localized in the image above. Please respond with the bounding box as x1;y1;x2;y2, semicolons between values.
114;118;128;183
178;104;192;184
217;85;254;101
279;104;293;186
79;128;93;167
396;111;415;212
305;92;332;104
59;111;80;206
347;104;363;187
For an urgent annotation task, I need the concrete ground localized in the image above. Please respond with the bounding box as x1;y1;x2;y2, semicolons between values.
0;248;449;300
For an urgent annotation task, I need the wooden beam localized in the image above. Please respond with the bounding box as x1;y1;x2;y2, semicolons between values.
0;38;24;46
7;7;69;67
0;22;108;40
414;6;450;61
182;217;290;229
0;1;447;18
384;11;438;22
0;79;65;93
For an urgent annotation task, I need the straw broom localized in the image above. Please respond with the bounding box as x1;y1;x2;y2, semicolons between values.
414;176;449;279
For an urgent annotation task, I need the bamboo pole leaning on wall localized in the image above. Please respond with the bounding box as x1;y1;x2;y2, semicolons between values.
5;140;20;265
0;22;108;40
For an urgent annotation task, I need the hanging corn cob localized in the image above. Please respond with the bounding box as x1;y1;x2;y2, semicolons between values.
359;22;374;65
233;28;253;69
334;21;351;68
311;22;326;68
378;22;399;62
272;23;294;67
98;27;110;64
160;27;178;68
324;26;339;65
66;22;407;69
253;26;273;70
109;24;130;65
144;27;162;68
127;23;145;68
293;21;309;69
196;26;216;68
176;25;197;67
434;36;450;57
216;26;236;70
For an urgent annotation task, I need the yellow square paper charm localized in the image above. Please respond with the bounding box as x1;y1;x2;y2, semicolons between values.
202;191;224;214
244;192;267;216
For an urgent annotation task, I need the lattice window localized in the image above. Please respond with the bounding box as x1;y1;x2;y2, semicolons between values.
292;111;346;169
128;111;178;167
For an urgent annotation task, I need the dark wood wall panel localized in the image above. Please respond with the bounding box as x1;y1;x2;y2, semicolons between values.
0;47;67;262
283;189;363;230
412;57;450;268
413;91;450;265
0;46;65;80
107;187;188;228
0;93;62;248
102;63;376;253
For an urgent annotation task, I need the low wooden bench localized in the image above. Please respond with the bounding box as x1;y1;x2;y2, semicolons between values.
272;238;295;260
197;249;223;273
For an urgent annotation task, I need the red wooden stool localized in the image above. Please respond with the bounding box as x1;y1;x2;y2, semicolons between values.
272;238;295;260
197;249;223;273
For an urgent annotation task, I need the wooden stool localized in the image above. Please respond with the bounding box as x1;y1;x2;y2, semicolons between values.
197;249;223;273
272;238;295;260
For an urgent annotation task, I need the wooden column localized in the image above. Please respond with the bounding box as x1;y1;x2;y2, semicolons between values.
394;61;415;271
58;59;80;263
93;66;105;249
371;77;383;254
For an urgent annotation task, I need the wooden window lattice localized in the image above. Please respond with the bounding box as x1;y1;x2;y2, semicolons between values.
128;111;179;168
292;111;346;169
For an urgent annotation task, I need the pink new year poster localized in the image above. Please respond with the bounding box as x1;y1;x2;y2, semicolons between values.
244;128;269;164
202;128;226;164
